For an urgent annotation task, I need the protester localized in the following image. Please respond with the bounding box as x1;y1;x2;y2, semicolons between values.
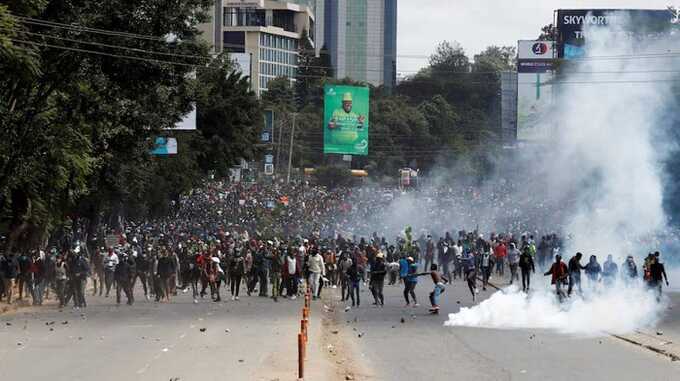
519;246;535;292
544;255;569;302
568;252;586;296
369;252;387;306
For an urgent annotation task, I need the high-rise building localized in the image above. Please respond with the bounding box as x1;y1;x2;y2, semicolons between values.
323;0;397;89
197;0;317;96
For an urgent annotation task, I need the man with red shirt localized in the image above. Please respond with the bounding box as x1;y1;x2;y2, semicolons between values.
494;240;507;277
544;255;568;301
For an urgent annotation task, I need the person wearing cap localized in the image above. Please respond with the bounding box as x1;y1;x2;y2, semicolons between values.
328;92;365;131
369;252;387;306
403;257;419;307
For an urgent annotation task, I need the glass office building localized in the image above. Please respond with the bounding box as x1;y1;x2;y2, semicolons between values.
324;0;397;89
198;0;316;96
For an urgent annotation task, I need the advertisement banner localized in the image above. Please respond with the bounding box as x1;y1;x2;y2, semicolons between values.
556;9;676;59
518;40;555;60
517;72;553;141
151;137;178;155
323;85;369;156
517;60;554;73
516;40;554;140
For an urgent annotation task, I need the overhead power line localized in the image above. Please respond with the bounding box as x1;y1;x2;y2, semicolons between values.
0;27;211;61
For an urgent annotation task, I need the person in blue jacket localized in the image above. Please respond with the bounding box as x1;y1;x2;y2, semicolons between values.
403;257;419;307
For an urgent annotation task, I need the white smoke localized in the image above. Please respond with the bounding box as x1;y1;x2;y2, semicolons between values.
445;282;666;336
445;13;677;334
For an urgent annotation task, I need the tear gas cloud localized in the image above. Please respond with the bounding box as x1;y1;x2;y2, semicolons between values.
443;13;678;335
445;281;666;336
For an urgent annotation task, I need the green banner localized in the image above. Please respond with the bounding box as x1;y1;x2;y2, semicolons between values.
323;85;369;156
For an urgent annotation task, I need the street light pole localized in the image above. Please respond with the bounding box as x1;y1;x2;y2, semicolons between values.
286;112;297;184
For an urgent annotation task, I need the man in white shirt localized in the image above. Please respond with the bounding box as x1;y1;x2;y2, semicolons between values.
307;248;325;300
103;249;119;297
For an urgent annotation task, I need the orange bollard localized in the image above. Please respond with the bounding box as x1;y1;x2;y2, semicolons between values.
298;333;304;379
303;319;309;342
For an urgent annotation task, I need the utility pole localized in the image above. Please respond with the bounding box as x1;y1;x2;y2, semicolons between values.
286;112;297;183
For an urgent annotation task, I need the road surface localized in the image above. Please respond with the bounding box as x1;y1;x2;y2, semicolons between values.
2;277;679;381
0;287;333;381
322;276;680;381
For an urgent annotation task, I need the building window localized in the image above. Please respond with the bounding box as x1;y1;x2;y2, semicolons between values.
224;7;265;27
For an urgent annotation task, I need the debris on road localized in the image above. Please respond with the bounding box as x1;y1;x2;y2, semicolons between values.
199;328;207;332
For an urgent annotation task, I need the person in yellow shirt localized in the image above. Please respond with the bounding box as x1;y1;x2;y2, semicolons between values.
328;92;365;130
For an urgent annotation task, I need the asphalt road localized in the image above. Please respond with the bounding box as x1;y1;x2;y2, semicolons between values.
324;276;680;381
0;286;332;381
2;276;679;381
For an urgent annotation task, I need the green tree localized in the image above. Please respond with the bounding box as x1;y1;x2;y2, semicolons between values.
295;30;332;110
473;46;516;73
1;0;213;248
428;41;470;74
195;55;262;177
262;76;296;111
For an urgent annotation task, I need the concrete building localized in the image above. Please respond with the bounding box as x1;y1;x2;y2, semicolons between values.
323;0;397;89
198;0;317;96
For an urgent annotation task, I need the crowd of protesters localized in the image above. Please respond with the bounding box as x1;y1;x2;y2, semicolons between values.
0;180;673;312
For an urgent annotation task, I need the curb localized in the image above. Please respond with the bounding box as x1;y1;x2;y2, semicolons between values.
609;331;680;362
484;278;680;362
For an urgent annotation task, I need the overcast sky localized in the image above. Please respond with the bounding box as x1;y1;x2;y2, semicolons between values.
397;0;675;74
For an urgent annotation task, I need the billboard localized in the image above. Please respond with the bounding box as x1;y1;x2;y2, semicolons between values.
323;85;369;156
151;137;178;155
517;41;555;141
518;40;555;59
556;9;676;59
